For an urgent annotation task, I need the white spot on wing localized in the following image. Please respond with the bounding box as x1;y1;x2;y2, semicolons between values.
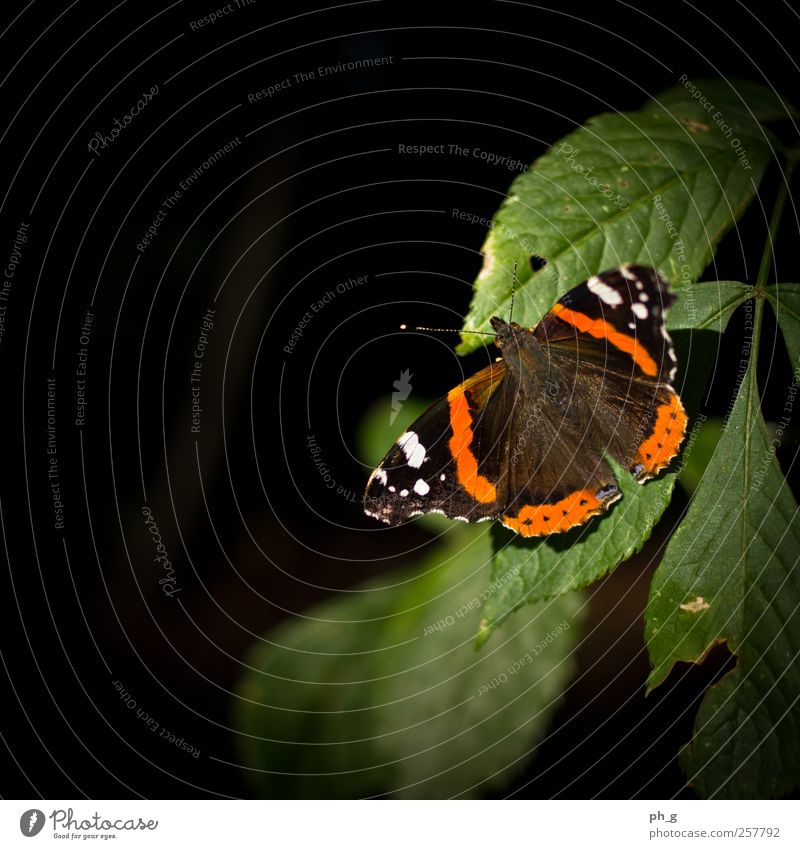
587;276;623;306
631;302;648;320
399;489;409;497
388;485;396;493
370;468;388;486
413;479;430;496
397;431;426;468
440;474;446;481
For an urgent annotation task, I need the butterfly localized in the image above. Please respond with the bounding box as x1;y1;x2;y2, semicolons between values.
364;264;687;537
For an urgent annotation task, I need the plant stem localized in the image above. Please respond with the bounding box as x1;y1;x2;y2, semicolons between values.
755;152;799;293
750;149;798;389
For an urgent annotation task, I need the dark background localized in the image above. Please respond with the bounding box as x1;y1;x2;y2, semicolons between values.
0;0;798;798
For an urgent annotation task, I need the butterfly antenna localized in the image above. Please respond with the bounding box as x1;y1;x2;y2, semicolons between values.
400;324;495;336
509;261;517;322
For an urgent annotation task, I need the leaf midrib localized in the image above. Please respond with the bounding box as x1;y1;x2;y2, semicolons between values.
740;358;756;642
766;288;800;327
669;291;749;332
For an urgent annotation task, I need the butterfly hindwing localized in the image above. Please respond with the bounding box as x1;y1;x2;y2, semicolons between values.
498;382;622;536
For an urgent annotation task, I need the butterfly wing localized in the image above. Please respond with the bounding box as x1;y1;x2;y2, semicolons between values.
532;264;687;481
498;397;623;536
363;361;511;525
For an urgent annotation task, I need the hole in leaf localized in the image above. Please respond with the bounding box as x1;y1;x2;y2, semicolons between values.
530;255;548;272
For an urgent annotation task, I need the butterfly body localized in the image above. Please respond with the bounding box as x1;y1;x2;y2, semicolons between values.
364;265;688;537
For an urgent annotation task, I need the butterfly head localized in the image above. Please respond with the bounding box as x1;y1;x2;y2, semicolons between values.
490;316;526;350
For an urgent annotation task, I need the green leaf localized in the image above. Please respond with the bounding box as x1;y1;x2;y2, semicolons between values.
766;282;800;369
458;88;771;355
652;78;799;124
668;281;750;332
645;305;800;798
477;283;746;645
234;530;583;798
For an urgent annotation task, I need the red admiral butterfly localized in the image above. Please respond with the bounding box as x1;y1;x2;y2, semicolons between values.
364;264;687;537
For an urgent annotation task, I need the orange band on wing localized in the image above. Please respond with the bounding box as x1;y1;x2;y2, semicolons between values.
501;489;605;537
447;386;497;504
636;392;687;477
550;303;659;376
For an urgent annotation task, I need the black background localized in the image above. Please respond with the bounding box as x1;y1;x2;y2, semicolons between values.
0;0;798;799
